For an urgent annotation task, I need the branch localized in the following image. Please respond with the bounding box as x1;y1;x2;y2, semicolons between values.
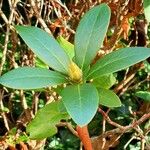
99;108;150;133
76;125;93;150
57;122;78;137
29;0;52;35
98;108;124;130
0;0;19;131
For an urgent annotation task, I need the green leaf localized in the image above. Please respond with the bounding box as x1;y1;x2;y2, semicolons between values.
144;0;150;22
57;36;74;59
15;26;70;74
75;4;110;70
144;60;150;74
35;57;49;69
144;119;150;129
93;74;116;89
61;83;99;126
0;51;2;58
27;101;69;139
87;47;150;79
135;91;150;102
0;67;67;89
0;107;9;113
98;88;122;107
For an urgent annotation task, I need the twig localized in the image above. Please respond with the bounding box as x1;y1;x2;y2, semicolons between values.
124;135;136;149
0;0;19;132
101;109;110;149
113;71;136;94
119;77;137;96
132;113;150;127
29;0;52;34
0;9;8;24
32;92;40;114
0;89;9;131
102;115;106;149
0;0;18;75
0;25;10;75
57;122;78;137
98;108;124;130
114;63;144;94
55;0;72;17
93;108;150;149
99;107;150;133
127;76;150;91
35;0;44;27
103;27;123;53
141;138;146;150
20;90;28;110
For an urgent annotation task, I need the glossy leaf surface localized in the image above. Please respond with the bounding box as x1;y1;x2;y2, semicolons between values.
93;74;116;89
88;47;150;79
61;83;99;126
99;88;122;107
75;4;110;70
0;67;67;89
27;101;69;139
15;26;70;74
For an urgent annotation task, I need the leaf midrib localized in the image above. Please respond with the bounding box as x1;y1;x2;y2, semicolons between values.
77;85;83;116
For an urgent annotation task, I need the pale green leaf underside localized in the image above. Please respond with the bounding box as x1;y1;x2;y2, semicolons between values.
27;101;69;139
15;26;70;74
61;83;99;126
144;0;150;22
0;67;67;89
75;3;110;70
35;57;49;69
57;36;74;59
135;91;150;102
99;88;122;107
88;47;150;79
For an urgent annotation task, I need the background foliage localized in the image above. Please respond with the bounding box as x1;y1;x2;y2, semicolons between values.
0;0;150;149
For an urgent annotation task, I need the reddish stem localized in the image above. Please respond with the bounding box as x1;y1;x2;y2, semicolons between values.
76;125;93;150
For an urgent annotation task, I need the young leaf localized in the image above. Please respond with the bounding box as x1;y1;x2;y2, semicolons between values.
135;91;150;102
98;88;122;107
61;83;99;126
144;0;150;22
0;67;67;89
15;26;71;74
87;47;150;79
57;36;74;59
27;101;69;139
75;4;110;70
93;74;116;89
35;57;49;69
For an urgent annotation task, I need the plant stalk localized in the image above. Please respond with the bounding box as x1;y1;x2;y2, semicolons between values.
76;125;93;150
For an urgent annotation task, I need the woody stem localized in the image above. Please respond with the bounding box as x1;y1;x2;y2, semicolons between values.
76;125;93;150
